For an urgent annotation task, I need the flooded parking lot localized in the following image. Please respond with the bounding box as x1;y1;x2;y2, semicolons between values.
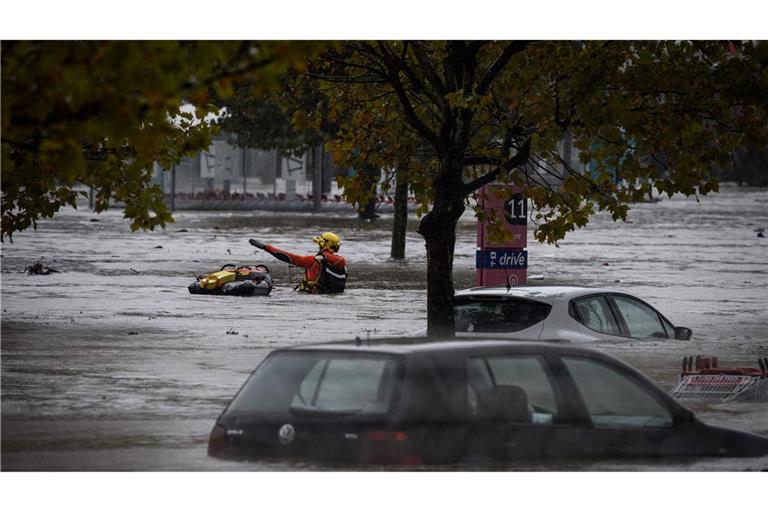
2;183;767;470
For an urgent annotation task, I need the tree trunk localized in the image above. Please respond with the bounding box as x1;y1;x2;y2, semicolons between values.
357;164;379;220
390;169;408;259
311;146;322;211
418;158;466;338
170;164;176;212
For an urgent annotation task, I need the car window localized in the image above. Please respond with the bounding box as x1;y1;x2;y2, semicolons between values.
467;355;558;424
454;297;551;333
296;359;325;405
562;356;673;429
572;296;621;336
612;295;667;338
311;358;398;413
660;316;674;338
226;352;400;416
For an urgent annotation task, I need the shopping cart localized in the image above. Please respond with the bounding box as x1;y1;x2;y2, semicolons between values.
669;355;768;402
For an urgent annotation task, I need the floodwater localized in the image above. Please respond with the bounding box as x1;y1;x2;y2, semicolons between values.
1;183;767;470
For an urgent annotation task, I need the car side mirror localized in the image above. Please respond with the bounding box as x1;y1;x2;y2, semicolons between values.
674;327;692;340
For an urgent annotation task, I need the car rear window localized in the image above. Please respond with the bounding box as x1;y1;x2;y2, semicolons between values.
454;297;551;333
225;351;402;418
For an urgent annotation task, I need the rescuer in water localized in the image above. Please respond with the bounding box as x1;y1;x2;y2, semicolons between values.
249;232;348;294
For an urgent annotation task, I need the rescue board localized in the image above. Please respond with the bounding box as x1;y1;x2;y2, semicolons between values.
188;264;273;296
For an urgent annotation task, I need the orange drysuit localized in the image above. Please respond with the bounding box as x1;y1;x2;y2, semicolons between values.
263;245;347;293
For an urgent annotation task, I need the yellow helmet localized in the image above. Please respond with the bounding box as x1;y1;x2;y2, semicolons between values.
313;232;341;252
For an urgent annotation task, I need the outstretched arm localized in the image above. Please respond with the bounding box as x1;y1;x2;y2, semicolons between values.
249;239;267;249
250;239;316;268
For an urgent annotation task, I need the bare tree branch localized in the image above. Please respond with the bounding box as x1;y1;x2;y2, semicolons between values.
408;42;448;96
476;41;532;96
376;42;443;150
463;138;532;193
378;42;446;111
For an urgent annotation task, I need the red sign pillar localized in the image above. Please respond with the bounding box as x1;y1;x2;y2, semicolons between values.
476;184;528;287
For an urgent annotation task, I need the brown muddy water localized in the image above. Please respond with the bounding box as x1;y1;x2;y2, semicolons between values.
1;183;767;470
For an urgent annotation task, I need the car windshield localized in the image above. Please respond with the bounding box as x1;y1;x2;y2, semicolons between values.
225;351;402;418
454;297;551;333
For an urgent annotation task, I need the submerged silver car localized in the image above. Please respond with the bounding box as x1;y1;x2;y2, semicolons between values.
449;286;692;343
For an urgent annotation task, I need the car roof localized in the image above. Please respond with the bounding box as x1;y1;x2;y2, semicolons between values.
455;285;617;301
279;336;612;358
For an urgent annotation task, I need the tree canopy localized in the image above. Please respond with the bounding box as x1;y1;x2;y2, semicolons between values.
215;72;327;155
305;41;768;336
1;41;321;240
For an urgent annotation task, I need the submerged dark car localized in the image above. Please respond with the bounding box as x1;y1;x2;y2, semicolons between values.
208;338;768;465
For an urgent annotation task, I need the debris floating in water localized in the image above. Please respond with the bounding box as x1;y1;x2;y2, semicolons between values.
25;262;59;275
670;355;768;402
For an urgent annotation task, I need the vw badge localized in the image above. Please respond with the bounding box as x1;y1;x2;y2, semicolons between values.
278;423;295;445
